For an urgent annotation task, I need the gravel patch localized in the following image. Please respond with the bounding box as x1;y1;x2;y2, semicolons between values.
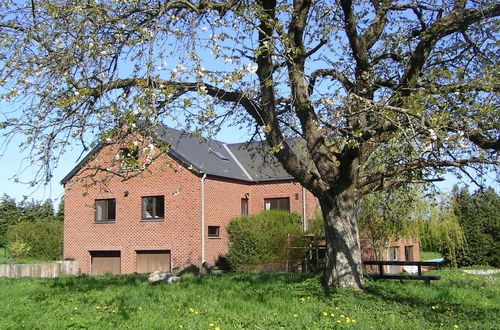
462;269;500;275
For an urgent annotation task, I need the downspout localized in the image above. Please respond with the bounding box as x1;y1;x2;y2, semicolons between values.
200;173;207;265
302;187;307;232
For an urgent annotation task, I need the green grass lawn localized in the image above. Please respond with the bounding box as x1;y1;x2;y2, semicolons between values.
420;251;443;261
0;270;498;329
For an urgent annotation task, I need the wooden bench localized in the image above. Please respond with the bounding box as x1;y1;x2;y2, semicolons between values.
363;260;447;284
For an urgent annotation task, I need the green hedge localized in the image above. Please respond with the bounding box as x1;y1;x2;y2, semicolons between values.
227;210;306;270
6;221;63;261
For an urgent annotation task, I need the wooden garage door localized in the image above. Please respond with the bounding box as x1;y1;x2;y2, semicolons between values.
91;251;121;275
136;250;171;274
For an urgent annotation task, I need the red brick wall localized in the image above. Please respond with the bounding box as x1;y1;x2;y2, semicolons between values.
64;142;319;274
64;143;202;274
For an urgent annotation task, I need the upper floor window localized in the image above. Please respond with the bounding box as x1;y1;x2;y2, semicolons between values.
264;197;290;212
241;198;248;216
120;147;139;171
95;199;116;222
142;196;165;220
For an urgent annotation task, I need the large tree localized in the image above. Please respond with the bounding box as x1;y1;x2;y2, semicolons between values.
1;0;499;288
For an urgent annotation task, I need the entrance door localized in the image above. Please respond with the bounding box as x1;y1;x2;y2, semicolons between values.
136;250;171;273
388;247;400;274
91;251;121;275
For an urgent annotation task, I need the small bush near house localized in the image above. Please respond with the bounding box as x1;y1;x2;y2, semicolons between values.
7;221;63;261
7;237;31;259
227;210;306;270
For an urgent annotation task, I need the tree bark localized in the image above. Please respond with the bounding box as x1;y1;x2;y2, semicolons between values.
320;186;365;289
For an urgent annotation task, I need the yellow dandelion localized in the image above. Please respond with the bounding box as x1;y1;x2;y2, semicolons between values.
454;326;459;329
209;323;215;327
138;307;143;310
189;308;195;313
322;312;328;316
70;317;74;321
96;306;100;310
300;297;306;302
330;313;335;317
346;318;351;323
340;314;345;318
313;322;317;325
352;319;357;323
293;314;298;318
215;327;221;330
194;311;199;315
112;310;117;313
178;326;183;329
337;320;342;323
74;307;78;310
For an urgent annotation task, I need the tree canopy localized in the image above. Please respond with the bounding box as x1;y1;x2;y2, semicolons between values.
1;0;498;288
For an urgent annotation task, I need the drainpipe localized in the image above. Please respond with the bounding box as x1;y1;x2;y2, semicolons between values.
302;187;307;232
200;173;207;265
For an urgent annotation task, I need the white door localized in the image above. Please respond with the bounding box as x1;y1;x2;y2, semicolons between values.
388;247;399;274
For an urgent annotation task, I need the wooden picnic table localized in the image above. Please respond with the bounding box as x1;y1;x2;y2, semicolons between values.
362;260;447;284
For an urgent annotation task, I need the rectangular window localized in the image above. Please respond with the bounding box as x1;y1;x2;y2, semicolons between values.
241;198;248;216
142;196;165;220
95;199;116;222
264;197;290;212
404;246;414;261
208;226;220;238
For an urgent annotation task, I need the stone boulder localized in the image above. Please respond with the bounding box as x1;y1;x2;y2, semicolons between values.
148;271;181;284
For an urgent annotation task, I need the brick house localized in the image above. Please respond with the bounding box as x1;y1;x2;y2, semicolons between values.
62;125;319;275
62;125;419;275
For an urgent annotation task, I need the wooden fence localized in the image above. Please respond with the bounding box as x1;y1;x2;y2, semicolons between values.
0;261;79;278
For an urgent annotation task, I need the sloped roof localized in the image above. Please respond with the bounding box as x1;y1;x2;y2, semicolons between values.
61;124;297;184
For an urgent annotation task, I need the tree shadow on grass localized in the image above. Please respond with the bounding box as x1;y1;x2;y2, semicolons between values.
47;273;149;292
363;280;495;323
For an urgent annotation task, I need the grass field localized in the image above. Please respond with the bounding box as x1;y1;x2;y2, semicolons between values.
0;269;498;329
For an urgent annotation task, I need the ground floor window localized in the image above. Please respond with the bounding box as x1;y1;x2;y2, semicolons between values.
208;226;220;238
405;245;414;261
264;197;290;211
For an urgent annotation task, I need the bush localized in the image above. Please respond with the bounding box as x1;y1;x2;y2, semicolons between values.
227;210;305;270
7;237;31;259
6;221;63;260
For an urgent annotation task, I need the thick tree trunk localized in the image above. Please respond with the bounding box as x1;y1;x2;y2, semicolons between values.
320;186;365;289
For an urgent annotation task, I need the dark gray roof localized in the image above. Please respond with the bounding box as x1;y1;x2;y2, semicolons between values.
62;124;298;184
226;141;293;181
157;125;253;181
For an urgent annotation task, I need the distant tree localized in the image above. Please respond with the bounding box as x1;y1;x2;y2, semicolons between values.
1;0;499;288
417;198;465;266
18;198;55;222
0;194;20;243
358;187;421;259
55;197;64;222
451;186;500;267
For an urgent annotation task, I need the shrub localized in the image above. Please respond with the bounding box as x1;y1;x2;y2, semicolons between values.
227;210;305;270
7;237;31;259
6;221;63;260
